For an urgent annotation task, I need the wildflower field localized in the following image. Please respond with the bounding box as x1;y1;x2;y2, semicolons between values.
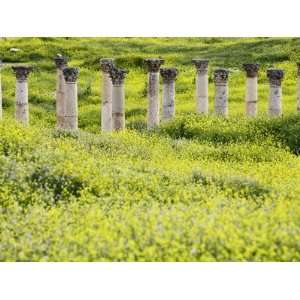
0;37;300;261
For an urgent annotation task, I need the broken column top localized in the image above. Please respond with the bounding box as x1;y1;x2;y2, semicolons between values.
54;54;68;69
267;69;284;86
100;58;115;73
213;69;229;84
12;66;33;81
63;67;79;83
243;63;260;77
109;67;128;85
192;59;209;74
144;58;164;72
160;67;178;83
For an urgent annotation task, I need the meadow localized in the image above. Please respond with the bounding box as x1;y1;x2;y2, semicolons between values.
0;37;300;261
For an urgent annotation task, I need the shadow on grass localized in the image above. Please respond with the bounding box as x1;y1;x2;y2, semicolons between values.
158;113;300;154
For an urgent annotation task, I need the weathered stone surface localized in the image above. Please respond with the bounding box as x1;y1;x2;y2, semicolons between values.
214;69;229;116
267;69;284;86
109;68;128;85
192;59;209;74
147;72;160;128
64;78;78;130
100;58;115;73
12;66;33;82
213;69;229;84
101;72;113;132
161;68;177;120
112;85;125;131
160;67;178;83
56;66;67;129
54;54;68;69
245;77;258;117
267;69;283;116
162;78;176;120
243;63;260;77
63;67;79;83
144;58;164;73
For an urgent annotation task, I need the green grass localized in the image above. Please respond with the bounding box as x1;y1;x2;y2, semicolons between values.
0;37;300;261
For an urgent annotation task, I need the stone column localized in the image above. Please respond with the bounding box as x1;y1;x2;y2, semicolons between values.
144;58;164;129
12;66;33;125
54;54;68;129
213;69;229;116
243;63;260;117
0;60;2;120
63;67;79;130
160;67;178;120
267;69;284;116
297;62;300;113
100;58;114;132
109;68;128;131
192;59;209;114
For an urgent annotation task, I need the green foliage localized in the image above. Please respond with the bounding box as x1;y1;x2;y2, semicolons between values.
0;37;300;261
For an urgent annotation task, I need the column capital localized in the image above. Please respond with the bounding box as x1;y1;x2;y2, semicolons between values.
213;69;229;84
109;68;128;85
160;67;178;83
100;58;115;73
192;59;209;74
12;66;33;82
54;54;68;69
297;62;300;76
144;58;164;72
243;63;260;77
267;69;284;86
63;67;79;83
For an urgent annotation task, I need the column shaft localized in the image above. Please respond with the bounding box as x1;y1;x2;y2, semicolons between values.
245;76;258;117
64;82;78;130
269;84;282;116
196;72;209;114
101;71;113;131
15;80;29;124
148;71;160;128
267;69;284;117
162;80;175;120
12;66;32;125
112;84;125;130
215;82;228;116
56;68;66;129
144;58;164;129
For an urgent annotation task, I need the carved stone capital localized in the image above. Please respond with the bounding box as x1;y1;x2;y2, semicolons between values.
160;67;178;83
100;58;115;73
54;54;68;69
144;58;164;73
63;67;79;83
297;62;300;76
192;59;209;74
12;66;33;82
267;69;284;86
243;63;260;77
213;69;229;84
109;67;128;85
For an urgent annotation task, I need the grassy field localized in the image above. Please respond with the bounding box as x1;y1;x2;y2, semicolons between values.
0;37;300;261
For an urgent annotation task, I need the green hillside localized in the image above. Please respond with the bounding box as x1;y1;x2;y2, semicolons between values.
0;37;300;261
